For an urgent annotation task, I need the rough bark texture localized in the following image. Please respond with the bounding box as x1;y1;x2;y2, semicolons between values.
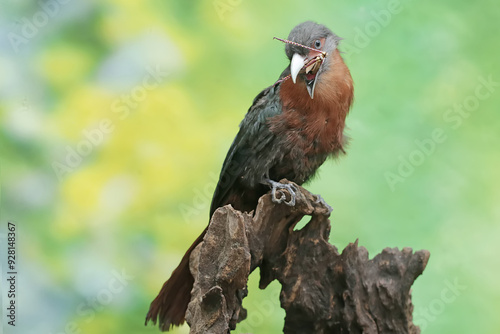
185;180;430;334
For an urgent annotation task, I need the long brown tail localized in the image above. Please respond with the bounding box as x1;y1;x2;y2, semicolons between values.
145;227;208;331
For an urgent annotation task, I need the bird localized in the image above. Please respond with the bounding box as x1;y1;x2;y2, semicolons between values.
145;21;354;331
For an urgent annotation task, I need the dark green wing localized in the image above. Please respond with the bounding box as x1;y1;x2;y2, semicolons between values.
209;84;283;217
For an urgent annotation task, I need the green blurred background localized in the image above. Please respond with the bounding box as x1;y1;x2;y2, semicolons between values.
1;0;499;333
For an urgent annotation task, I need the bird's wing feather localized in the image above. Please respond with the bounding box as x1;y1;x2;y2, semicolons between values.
209;84;283;216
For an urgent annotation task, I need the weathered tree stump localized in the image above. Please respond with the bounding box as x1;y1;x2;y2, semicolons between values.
185;180;430;333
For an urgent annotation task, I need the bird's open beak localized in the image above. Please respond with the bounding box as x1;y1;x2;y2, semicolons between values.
290;53;305;84
290;53;322;99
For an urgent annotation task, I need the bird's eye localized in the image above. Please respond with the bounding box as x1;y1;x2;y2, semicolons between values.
314;39;322;49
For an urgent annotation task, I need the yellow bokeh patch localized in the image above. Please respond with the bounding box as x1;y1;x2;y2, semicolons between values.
36;44;95;92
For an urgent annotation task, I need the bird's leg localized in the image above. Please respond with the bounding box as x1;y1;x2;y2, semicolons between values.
263;178;298;206
314;194;333;214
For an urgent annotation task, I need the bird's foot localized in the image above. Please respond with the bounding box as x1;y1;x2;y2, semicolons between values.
266;179;298;206
314;194;333;214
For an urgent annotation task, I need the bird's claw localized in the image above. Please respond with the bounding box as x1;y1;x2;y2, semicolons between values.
267;180;298;206
314;194;333;214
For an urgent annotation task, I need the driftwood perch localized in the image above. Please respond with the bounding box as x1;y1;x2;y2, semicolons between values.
185;180;430;333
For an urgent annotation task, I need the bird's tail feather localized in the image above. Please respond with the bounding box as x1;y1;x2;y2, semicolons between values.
145;227;208;331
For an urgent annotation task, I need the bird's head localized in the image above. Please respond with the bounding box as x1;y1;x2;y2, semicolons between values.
280;21;341;99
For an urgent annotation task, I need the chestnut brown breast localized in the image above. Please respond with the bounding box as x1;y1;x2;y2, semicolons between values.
266;50;354;183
